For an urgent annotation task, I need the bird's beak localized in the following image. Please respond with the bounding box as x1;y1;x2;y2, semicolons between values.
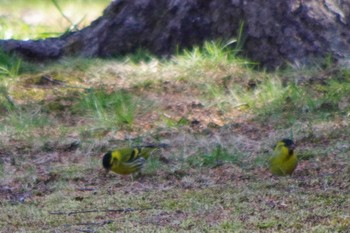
104;169;110;177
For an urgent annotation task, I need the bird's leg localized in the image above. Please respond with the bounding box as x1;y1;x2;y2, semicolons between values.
103;169;109;178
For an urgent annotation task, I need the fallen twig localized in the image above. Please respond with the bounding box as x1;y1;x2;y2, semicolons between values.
76;220;113;226
75;229;94;233
76;188;97;192
61;220;113;232
49;207;152;216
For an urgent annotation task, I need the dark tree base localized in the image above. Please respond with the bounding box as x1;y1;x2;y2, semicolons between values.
1;0;350;68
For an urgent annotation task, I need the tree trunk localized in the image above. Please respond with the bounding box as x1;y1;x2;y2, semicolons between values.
1;0;349;68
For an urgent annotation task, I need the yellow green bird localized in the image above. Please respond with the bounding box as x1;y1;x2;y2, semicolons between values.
102;144;167;175
269;139;298;176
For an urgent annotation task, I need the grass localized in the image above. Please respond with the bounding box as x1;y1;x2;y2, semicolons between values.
0;2;350;232
187;144;243;168
0;0;110;39
74;88;138;128
0;50;23;77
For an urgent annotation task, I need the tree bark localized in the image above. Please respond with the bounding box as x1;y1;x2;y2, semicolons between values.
1;0;350;68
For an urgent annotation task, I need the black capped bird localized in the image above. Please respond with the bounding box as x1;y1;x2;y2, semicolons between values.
102;144;168;175
269;139;298;176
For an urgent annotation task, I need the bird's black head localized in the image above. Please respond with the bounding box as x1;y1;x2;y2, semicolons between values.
281;138;295;151
102;152;112;170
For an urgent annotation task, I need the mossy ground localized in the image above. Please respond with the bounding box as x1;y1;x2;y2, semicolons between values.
0;1;349;232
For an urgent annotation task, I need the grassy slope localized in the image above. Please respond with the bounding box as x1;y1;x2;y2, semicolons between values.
1;2;350;232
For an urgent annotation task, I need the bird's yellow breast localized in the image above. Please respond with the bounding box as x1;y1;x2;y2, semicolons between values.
269;145;298;176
